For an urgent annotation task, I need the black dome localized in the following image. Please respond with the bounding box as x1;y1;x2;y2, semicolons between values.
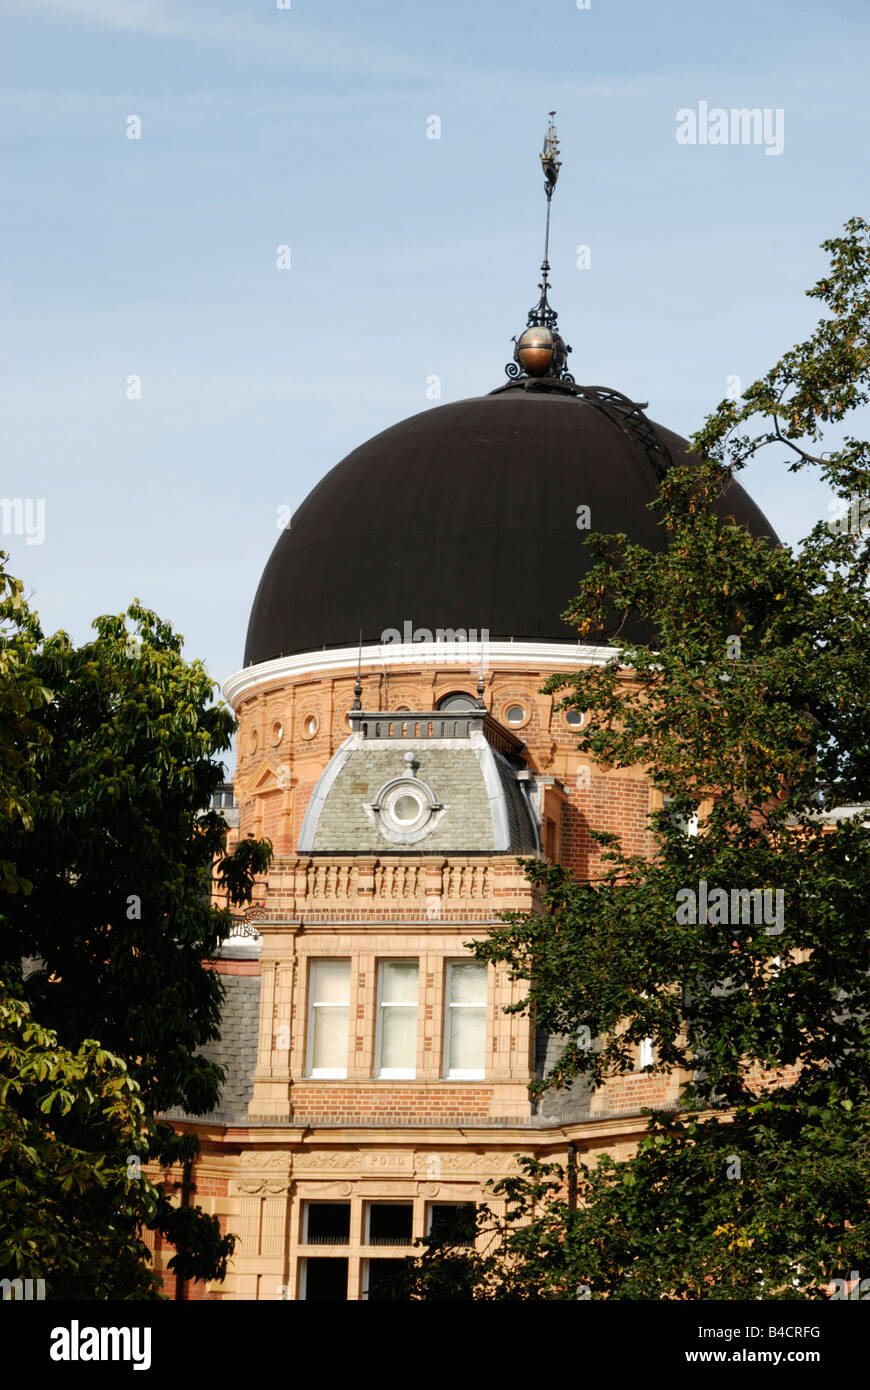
244;383;777;666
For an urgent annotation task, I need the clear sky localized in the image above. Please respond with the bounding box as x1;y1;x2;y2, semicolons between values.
3;0;868;710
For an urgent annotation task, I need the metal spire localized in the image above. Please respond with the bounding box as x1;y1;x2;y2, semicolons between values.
538;111;561;317
506;112;573;383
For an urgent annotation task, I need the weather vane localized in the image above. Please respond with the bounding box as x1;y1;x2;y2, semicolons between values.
506;112;574;383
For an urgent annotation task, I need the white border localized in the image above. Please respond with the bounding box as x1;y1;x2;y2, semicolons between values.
374;959;419;1080
223;640;620;709
443;960;487;1081
306;958;351;1080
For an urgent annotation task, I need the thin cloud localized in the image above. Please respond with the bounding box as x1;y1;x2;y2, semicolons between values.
12;0;442;82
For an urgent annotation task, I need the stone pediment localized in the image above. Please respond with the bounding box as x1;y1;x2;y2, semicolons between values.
238;759;291;797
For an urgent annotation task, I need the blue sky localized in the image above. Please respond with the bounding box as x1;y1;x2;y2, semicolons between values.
3;0;868;709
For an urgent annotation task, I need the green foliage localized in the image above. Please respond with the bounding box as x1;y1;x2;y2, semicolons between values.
0;564;52;896
400;217;870;1299
400;1100;870;1300
0;560;272;1292
0;985;163;1299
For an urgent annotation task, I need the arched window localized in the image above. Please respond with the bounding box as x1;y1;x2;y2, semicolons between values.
437;691;477;711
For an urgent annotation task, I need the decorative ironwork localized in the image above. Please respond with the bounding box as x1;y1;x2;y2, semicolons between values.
227;918;262;940
507;114;574;383
488;379;676;482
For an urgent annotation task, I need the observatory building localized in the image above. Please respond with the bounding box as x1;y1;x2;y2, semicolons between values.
156;119;776;1300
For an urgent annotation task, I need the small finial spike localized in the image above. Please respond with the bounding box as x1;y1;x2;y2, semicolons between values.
352;632;363;710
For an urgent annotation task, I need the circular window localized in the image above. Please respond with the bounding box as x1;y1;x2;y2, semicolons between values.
437;691;477;711
250;728;259;754
564;708;584;729
301;714;319;739
374;779;441;841
506;704;526;726
393;792;423;823
270;720;284;746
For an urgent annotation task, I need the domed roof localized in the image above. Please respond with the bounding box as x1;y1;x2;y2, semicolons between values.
244;381;777;666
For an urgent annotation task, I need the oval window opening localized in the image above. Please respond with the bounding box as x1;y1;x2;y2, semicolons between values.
506;705;526;725
393;794;422;823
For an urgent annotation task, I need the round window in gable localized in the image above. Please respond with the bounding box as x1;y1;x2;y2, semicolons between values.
506;704;526;726
301;713;319;739
392;792;423;823
367;777;445;844
381;782;431;835
270;720;284;746
563;708;584;730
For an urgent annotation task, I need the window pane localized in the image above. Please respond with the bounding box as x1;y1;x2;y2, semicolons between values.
368;1204;413;1244
449;961;486;1005
305;1203;350;1245
380;1006;417;1071
311;959;350;1004
448;1005;485;1072
365;1259;409;1301
438;692;476;711
380;961;418;1005
312;1006;348;1070
304;1258;348;1301
430;1203;476;1245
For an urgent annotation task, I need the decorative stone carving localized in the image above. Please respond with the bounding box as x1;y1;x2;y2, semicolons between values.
240;1150;293;1171
293;1151;360;1170
235;1178;290;1195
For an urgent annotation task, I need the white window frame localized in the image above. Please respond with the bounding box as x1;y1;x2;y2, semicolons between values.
299;1256;348;1301
443;960;487;1080
663;793;698;837
302;1200;351;1246
375;959;419;1080
365;1201;415;1246
306;958;350;1079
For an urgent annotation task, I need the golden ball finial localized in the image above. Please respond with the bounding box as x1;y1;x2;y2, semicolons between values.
514;325;568;378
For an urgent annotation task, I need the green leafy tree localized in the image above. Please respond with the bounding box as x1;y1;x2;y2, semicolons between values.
399;217;870;1299
0;986;163;1300
0;559;271;1294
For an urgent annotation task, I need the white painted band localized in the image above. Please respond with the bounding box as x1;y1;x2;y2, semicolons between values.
223;640;619;709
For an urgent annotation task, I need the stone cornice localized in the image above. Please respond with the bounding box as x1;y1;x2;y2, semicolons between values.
223;640;621;709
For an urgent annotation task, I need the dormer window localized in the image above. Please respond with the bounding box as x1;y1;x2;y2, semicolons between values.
365;776;446;845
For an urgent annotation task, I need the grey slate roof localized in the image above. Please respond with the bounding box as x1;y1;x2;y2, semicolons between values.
163;965;261;1127
300;729;538;855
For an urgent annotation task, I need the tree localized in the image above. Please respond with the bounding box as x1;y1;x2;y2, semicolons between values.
399;217;870;1299
1;987;163;1300
0;558;272;1294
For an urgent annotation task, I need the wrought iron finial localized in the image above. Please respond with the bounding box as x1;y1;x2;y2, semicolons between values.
540;111;561;203
476;671;485;708
352;633;363;711
505;112;574;384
